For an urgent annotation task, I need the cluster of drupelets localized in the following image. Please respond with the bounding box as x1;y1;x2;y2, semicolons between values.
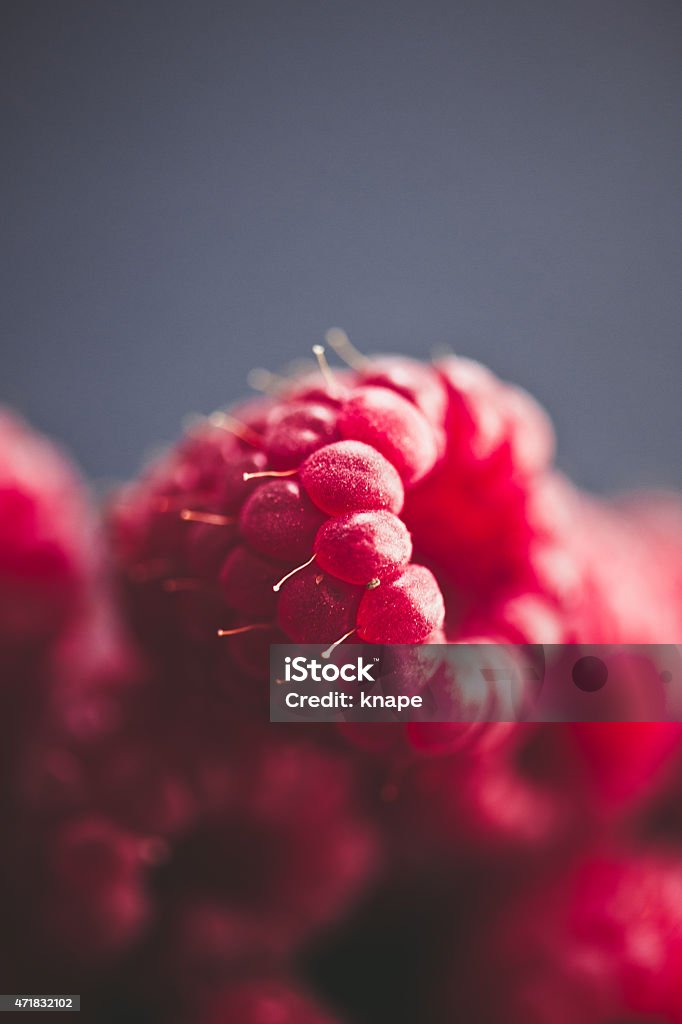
1;337;682;1023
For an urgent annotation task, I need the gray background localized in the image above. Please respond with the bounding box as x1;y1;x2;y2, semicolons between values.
2;0;680;492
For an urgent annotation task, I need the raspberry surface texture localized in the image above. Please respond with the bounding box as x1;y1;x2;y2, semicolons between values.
1;340;681;1024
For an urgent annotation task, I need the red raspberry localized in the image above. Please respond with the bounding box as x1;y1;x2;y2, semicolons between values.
6;345;682;1024
108;345;682;713
0;410;96;645
476;850;682;1023
10;660;378;1004
566;494;682;643
0;413;158;987
109;354;452;664
384;722;577;864
566;720;682;806
161;739;377;950
569;852;682;1019
8;345;682;1024
0;409;135;755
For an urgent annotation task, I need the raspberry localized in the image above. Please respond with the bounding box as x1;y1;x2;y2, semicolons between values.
153;748;375;948
109;345;682;700
394;722;580;860
201;399;446;653
566;720;682;806
122;736;379;996
568;853;682;1018
0;413;158;987
566;495;682;643
0;409;135;746
476;850;682;1023
7;345;682;1023
0;410;96;645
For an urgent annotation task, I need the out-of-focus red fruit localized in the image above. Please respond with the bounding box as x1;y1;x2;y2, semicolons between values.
355;353;449;429
201;978;338;1024
483;851;682;1023
96;347;682;1020
567;721;682;806
150;740;378;958
390;724;576;863
46;816;150;961
568;853;682;1019
0;410;96;644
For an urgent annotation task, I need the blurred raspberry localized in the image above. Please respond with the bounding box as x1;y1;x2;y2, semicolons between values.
0;411;145;990
462;849;682;1023
200;977;338;1024
0;410;96;647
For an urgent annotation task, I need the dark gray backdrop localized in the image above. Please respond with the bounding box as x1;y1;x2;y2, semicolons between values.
3;0;680;492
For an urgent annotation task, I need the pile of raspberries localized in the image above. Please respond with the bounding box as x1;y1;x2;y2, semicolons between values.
1;336;681;1024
